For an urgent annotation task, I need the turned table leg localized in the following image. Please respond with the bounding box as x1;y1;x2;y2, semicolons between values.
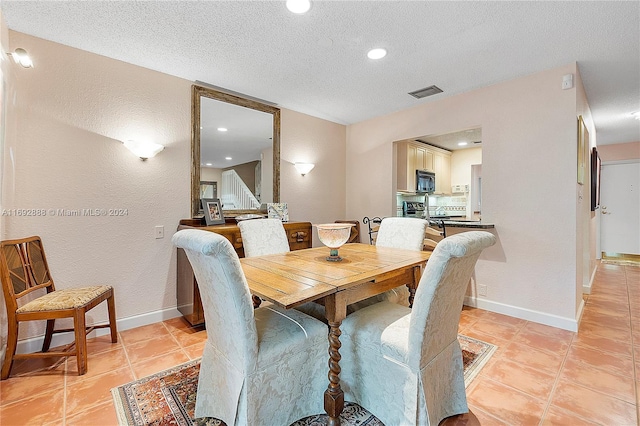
324;293;347;426
325;320;344;426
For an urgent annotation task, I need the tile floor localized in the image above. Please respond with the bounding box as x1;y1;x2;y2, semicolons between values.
0;261;637;425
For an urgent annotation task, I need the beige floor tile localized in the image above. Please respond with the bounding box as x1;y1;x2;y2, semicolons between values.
123;334;182;364
131;350;191;379
183;340;206;360
541;405;601;425
521;322;575;341
65;367;135;415
565;344;633;378
466;317;521;341
481;312;528;329
571;331;633;357
65;400;120;426
84;334;122;355
550;378;637;425
577;318;632;341
511;327;572;356
172;328;208;348
498;342;565;376
467;377;546;425
66;347;130;382
482;358;556;401
560;357;635;403
119;322;172;345
0;367;66;406
0;388;65;425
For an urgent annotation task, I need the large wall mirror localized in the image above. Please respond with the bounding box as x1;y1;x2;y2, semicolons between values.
191;85;280;217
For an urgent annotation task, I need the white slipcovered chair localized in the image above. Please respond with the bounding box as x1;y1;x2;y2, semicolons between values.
369;217;429;307
340;231;497;426
172;229;327;426
237;218;290;257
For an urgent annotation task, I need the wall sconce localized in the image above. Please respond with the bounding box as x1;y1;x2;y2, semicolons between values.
294;162;315;176
123;140;165;160
7;48;33;68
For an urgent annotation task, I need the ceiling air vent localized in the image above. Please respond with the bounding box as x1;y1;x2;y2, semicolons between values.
408;85;443;99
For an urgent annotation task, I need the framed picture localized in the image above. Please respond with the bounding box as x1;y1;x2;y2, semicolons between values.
267;203;289;222
201;198;225;226
590;147;601;211
577;116;588;185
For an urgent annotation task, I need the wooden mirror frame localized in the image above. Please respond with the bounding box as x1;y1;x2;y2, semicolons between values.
191;85;281;218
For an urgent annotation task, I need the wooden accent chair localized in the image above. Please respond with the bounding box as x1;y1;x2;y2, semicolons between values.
0;236;117;379
340;231;496;426
172;229;327;425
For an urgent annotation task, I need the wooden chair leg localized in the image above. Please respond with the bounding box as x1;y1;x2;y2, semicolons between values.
107;293;118;343
74;310;88;375
42;319;55;352
1;320;19;380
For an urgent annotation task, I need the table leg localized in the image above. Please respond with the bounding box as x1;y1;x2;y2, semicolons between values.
408;264;423;308
324;293;347;426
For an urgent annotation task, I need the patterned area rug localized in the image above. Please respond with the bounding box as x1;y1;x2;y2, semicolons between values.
112;335;496;426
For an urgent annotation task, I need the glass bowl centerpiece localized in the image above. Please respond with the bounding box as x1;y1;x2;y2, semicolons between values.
315;223;353;262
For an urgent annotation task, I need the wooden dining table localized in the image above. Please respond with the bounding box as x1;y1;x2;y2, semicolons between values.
240;243;431;426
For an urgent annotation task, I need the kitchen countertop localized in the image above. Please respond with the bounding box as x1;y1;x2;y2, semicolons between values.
427;217;495;229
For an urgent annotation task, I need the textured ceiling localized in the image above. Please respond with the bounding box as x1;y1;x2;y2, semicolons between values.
2;1;639;145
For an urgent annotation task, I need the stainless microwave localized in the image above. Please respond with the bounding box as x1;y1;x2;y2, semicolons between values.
416;170;435;193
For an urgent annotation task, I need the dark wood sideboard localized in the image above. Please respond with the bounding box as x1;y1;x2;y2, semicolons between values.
176;219;313;326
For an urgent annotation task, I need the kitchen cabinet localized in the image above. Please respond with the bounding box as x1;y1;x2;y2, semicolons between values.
397;141;451;194
434;152;451;194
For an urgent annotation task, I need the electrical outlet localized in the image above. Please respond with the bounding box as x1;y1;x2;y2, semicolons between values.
155;225;164;239
478;284;487;297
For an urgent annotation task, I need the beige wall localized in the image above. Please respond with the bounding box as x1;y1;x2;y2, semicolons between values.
598;141;640;162
2;31;346;344
451;147;482;187
346;63;585;330
280;109;347;246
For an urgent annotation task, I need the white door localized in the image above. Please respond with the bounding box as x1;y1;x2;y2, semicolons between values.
600;162;640;255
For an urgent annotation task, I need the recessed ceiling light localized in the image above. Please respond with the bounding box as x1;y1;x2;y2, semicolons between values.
225;157;232;160
286;0;311;14
205;163;212;166
458;142;468;146
217;127;228;132
367;48;387;60
631;111;640;120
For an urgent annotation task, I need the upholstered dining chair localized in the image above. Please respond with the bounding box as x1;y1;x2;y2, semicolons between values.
0;236;117;380
172;229;327;426
238;218;290;308
371;217;429;307
339;231;496;426
237;218;290;257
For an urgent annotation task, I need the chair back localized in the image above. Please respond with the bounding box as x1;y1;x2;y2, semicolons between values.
0;236;55;314
376;217;428;251
407;231;496;367
172;229;258;369
238;219;290;257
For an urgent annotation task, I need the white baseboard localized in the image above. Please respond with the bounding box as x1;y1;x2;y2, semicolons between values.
16;307;182;355
583;264;598;294
463;296;580;332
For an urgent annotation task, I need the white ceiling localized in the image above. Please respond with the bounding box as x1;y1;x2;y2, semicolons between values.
2;1;639;145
